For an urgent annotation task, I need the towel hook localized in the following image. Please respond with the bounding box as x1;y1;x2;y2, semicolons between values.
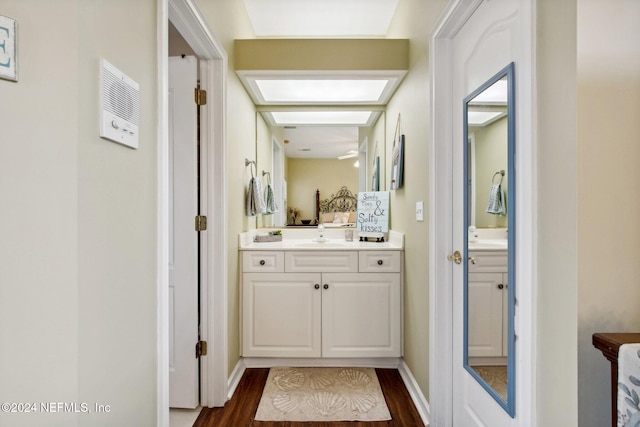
245;158;256;177
492;170;505;185
262;170;271;185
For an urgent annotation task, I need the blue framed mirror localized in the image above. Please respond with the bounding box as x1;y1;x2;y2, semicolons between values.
463;62;516;416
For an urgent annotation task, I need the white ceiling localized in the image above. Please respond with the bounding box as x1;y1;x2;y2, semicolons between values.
242;0;399;37
283;126;359;159
242;0;400;159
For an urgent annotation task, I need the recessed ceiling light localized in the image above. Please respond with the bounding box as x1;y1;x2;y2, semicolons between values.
255;79;389;103
271;111;373;126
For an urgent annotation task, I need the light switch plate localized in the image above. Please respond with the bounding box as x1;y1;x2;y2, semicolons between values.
416;201;424;221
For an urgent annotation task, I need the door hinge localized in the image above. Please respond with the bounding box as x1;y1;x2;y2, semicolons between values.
194;88;207;106
195;215;207;231
196;340;208;358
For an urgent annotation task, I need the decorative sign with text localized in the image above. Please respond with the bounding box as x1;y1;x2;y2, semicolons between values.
357;191;389;234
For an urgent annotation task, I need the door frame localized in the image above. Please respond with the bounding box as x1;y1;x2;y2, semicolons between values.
429;0;537;425
158;0;228;424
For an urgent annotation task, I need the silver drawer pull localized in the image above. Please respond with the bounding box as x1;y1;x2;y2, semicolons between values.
377;259;384;265
259;260;266;266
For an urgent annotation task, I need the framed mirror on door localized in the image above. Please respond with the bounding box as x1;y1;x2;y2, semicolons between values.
463;62;516;417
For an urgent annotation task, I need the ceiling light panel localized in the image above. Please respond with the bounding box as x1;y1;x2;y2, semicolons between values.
255;79;389;103
243;0;399;37
271;111;373;126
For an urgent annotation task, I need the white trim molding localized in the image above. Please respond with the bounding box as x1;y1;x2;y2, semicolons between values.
159;1;229;425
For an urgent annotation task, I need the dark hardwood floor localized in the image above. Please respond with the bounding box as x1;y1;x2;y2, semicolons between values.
193;368;424;427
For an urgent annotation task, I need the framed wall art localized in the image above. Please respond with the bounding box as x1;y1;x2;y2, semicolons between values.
390;114;405;190
0;15;17;82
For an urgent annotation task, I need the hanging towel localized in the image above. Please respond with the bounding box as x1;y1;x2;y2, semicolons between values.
246;177;266;217
263;183;278;215
618;343;640;427
486;184;506;215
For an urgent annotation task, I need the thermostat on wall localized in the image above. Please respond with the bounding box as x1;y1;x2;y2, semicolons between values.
99;59;140;149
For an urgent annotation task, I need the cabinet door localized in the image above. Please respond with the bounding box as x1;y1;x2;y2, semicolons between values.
243;272;321;357
321;273;401;358
467;272;504;357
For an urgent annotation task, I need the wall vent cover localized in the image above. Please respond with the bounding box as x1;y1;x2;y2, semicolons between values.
99;59;140;149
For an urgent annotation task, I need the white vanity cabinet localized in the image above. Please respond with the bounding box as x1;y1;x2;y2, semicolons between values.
467;250;508;358
241;249;402;358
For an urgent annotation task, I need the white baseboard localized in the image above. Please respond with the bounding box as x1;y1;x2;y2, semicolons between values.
398;359;431;426
242;357;402;369
227;359;246;400
228;357;431;426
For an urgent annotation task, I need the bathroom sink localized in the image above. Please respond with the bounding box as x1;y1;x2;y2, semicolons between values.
293;241;351;248
469;239;508;250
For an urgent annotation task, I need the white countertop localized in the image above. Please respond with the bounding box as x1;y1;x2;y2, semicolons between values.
468;239;508;251
239;229;404;251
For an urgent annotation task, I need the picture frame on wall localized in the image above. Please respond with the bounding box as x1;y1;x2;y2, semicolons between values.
390;134;405;190
371;156;380;191
0;15;18;82
390;114;405;190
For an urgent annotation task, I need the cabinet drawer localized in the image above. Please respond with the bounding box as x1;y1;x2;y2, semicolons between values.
242;251;284;272
468;251;507;273
285;251;358;273
359;251;401;273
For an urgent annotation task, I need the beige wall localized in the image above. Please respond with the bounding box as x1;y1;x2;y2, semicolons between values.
0;1;79;425
576;0;640;426
287;158;359;222
0;0;159;425
537;1;579;425
385;0;449;402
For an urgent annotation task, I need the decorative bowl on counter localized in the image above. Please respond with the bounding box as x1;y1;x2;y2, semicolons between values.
300;219;312;225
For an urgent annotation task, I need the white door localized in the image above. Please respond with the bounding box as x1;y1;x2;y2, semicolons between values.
451;1;518;425
168;55;199;409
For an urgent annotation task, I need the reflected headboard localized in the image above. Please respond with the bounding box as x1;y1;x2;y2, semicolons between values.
315;186;358;223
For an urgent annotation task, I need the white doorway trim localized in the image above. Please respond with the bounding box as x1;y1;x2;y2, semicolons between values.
429;0;537;425
158;0;228;425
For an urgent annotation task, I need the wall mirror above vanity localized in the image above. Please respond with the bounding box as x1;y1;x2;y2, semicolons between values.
255;109;387;229
463;62;516;416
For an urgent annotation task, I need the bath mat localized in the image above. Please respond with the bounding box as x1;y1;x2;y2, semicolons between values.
254;367;392;422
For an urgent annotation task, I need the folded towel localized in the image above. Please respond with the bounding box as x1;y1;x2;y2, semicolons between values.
486;184;506;216
618;343;640;427
263;183;278;215
246;177;266;217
